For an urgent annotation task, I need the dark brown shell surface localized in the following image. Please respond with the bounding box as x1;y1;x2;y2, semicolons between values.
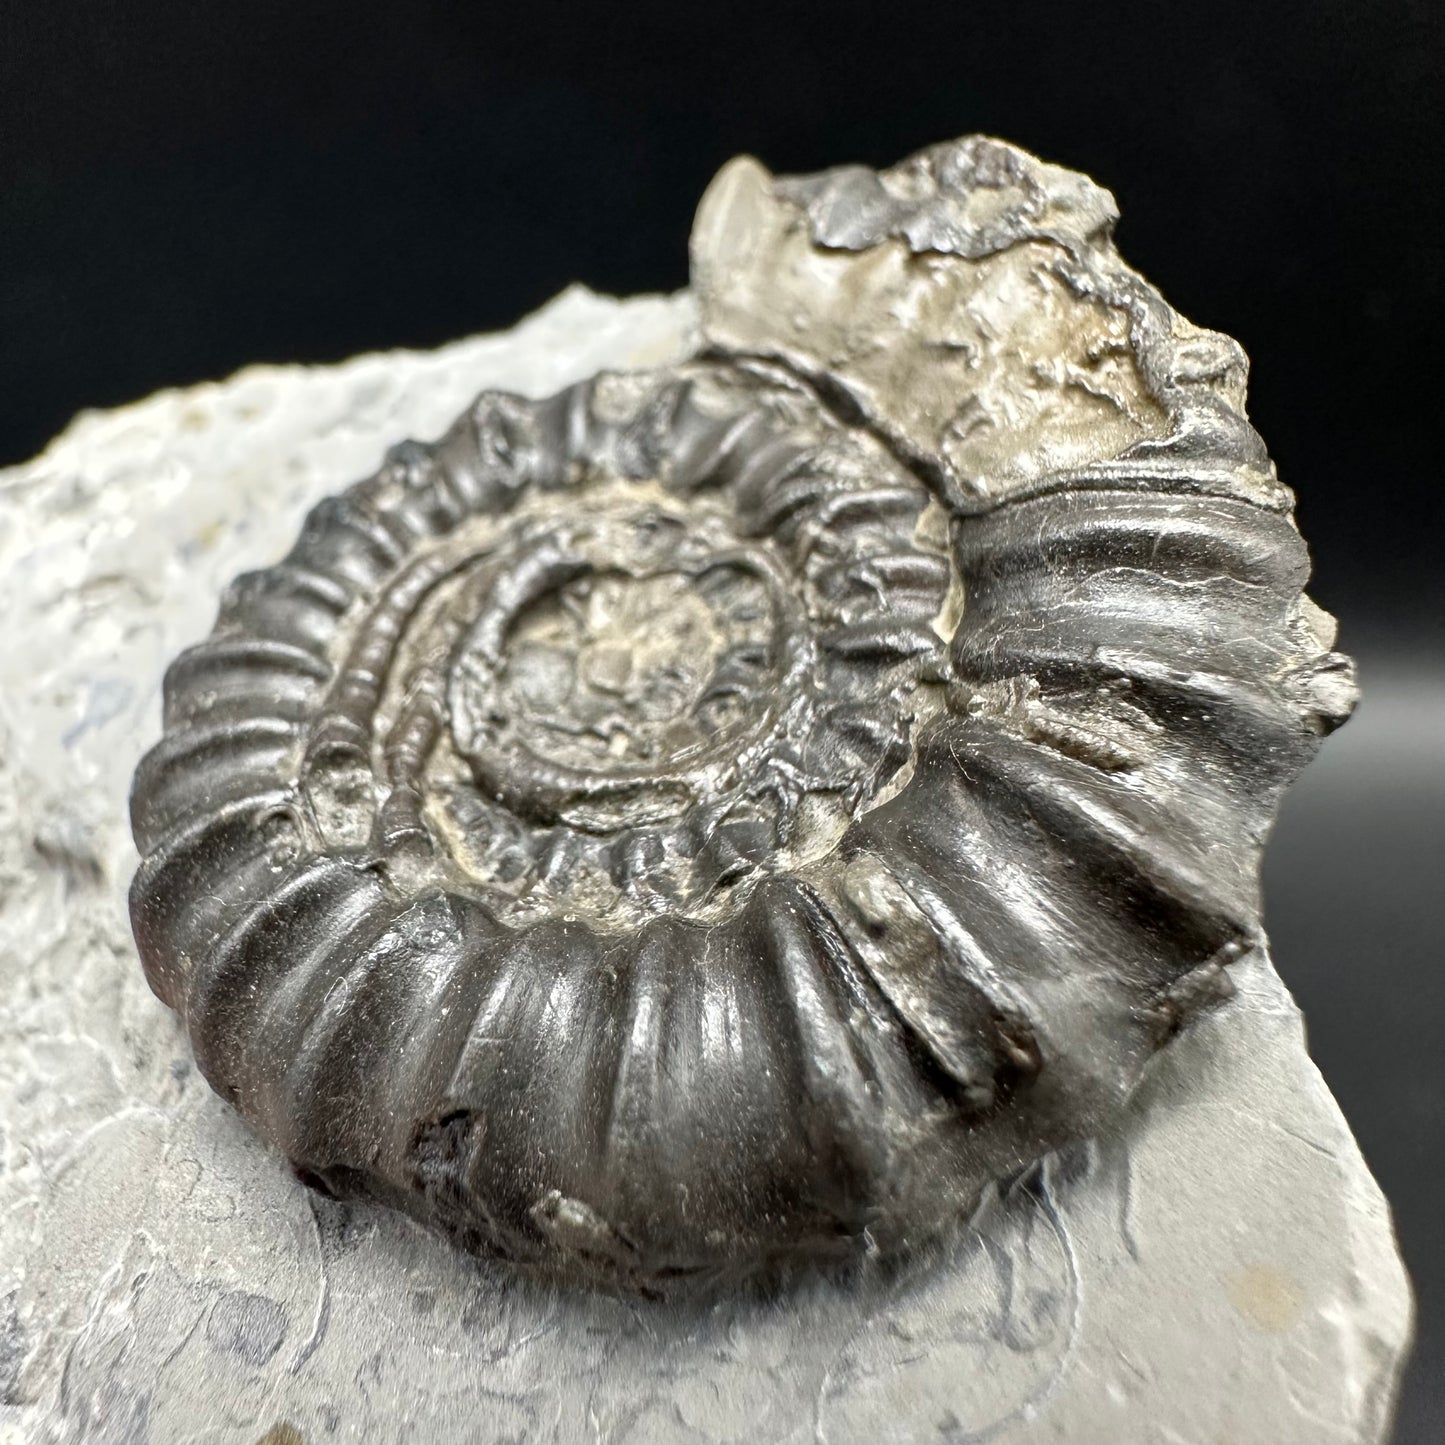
129;137;1355;1289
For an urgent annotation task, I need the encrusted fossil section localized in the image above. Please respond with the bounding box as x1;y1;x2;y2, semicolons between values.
693;136;1285;514
128;137;1355;1289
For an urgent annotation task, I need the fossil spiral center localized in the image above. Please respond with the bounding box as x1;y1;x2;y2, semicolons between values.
444;507;809;836
320;395;961;931
475;564;772;764
510;572;729;747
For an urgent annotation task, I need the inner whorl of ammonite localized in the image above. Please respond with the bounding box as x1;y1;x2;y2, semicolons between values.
295;373;952;931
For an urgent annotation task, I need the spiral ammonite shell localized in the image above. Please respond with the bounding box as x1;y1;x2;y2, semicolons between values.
130;137;1356;1288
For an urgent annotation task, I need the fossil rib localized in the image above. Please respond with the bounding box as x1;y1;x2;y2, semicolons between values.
129;137;1354;1288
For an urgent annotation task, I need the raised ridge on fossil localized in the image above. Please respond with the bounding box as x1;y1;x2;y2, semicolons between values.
128;136;1356;1289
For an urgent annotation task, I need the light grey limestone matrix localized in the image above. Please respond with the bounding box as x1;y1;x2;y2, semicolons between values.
0;149;1413;1442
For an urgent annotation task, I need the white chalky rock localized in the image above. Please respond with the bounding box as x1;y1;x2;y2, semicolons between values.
0;285;1412;1445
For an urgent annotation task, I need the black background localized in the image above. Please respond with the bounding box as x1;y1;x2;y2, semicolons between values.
3;1;1441;1437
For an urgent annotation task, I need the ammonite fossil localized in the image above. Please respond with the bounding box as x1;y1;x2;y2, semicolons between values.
129;137;1355;1289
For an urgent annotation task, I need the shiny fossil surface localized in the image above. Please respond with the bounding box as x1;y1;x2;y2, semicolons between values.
127;137;1356;1288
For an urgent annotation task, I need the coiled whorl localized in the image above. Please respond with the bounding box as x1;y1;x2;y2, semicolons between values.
129;137;1353;1288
